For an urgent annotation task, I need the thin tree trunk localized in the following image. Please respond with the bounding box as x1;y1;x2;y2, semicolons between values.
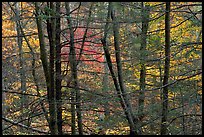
161;2;171;135
23;18;50;127
32;56;50;125
192;81;198;135
150;76;156;134
101;2;138;135
111;3;138;135
65;2;83;135
9;2;50;128
35;2;55;134
2;77;6;132
55;2;62;135
159;51;163;101
180;91;186;135
102;56;110;118
138;2;150;134
35;2;50;91
46;2;58;135
77;3;92;66
65;3;76;134
15;3;27;130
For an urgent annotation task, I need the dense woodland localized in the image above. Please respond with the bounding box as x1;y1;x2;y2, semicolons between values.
2;2;202;135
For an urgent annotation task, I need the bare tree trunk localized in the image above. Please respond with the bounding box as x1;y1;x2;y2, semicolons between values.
180;91;186;135
102;56;110;118
65;3;76;134
111;5;136;135
46;2;58;135
101;2;138;135
35;2;56;134
35;2;50;93
161;2;171;135
9;2;50;129
159;52;163;101
55;2;62;135
138;2;150;134
32;56;50;125
65;2;83;135
14;3;27;131
77;3;92;66
2;79;6;132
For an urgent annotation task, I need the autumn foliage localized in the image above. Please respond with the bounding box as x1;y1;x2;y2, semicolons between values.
61;28;104;71
61;28;103;62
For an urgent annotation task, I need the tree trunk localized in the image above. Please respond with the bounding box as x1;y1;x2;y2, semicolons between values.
77;3;93;66
180;91;186;135
101;2;138;135
35;2;50;90
10;2;50;129
65;2;83;135
65;3;76;134
55;2;62;135
14;3;27;131
2;78;6;132
102;56;110;118
161;2;171;135
46;2;58;135
35;2;56;135
138;2;150;134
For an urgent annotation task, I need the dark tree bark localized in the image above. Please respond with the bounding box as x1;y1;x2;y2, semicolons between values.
46;2;58;135
35;2;55;134
55;2;62;135
35;2;50;89
161;2;171;135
